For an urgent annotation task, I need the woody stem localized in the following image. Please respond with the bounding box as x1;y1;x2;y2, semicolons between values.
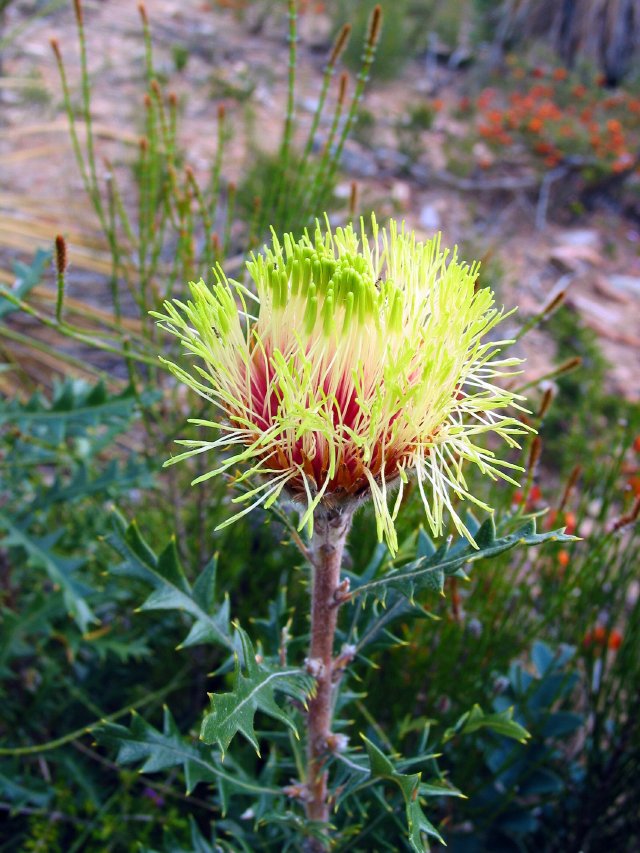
304;508;353;848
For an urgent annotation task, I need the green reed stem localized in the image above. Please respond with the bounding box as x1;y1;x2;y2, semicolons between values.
207;105;227;234
223;182;236;260
313;5;381;215
0;325;111;382
291;23;351;216
272;0;298;230
50;40;91;211
0;670;186;756
138;2;154;81
0;291;157;367
302;74;347;223
73;0;105;229
105;172;123;324
187;168;214;273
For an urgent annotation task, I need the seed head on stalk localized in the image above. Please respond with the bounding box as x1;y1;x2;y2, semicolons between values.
153;215;529;554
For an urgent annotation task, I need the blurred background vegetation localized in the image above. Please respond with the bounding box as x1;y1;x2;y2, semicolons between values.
1;0;640;850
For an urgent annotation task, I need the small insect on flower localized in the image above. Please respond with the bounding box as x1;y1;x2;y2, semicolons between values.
153;216;529;554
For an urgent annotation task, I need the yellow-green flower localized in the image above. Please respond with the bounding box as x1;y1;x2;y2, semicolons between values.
153;216;529;554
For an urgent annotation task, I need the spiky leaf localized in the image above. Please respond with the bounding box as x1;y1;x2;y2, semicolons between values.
200;628;313;756
362;736;446;851
107;512;233;651
443;703;530;744
97;707;278;804
351;518;576;604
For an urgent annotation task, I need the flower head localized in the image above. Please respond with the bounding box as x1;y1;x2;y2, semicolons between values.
154;216;528;553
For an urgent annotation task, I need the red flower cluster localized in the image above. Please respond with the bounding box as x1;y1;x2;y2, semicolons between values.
472;65;640;176
583;625;623;651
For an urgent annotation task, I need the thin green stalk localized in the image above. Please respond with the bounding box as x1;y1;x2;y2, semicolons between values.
138;136;152;312
514;290;566;342
138;2;154;81
105;163;138;248
515;356;582;393
187;167;214;273
0;671;185;756
0;325;111;382
50;39;91;206
54;235;66;323
223;182;236;260
290;23;351;215
207;104;227;225
301;72;348;222
0;291;158;367
105;171;123;324
73;0;105;228
273;0;298;229
307;5;381;217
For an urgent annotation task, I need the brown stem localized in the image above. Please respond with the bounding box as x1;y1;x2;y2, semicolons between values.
305;508;353;849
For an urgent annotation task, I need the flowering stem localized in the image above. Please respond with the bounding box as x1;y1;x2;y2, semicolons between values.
305;508;353;847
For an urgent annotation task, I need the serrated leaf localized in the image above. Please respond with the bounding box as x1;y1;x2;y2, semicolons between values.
200;628;313;757
352;592;434;653
0;512;96;632
362;736;444;851
96;707;278;803
107;513;233;651
351;518;576;604
443;704;530;744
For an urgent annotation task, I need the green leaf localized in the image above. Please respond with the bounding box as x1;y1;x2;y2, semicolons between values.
540;711;583;738
200;628;314;757
0;379;154;442
97;706;279;804
30;458;152;511
0;249;51;318
443;704;530;744
107;512;233;651
362;736;445;851
351;518;576;604
0;512;96;632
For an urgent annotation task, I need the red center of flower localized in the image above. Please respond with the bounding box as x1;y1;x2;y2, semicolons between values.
230;346;411;500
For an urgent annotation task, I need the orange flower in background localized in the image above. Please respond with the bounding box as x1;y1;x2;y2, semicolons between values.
612;155;633;173
583;625;606;648
477;88;497;110
528;117;543;133
534;141;553;155
608;630;623;651
557;549;570;568
583;626;623;652
552;67;568;81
